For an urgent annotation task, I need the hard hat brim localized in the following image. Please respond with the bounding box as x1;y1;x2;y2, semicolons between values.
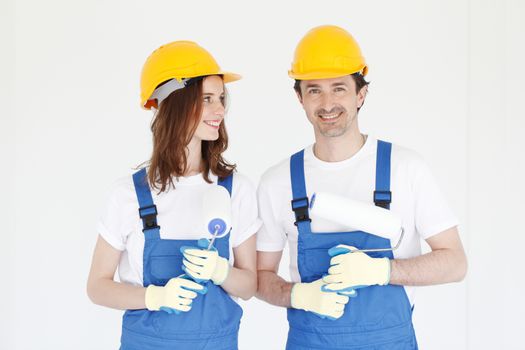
221;71;242;83
141;71;241;109
288;66;368;81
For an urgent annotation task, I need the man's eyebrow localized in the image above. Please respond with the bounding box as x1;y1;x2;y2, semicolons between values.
304;83;321;89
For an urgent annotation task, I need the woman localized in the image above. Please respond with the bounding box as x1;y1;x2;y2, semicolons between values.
87;41;261;350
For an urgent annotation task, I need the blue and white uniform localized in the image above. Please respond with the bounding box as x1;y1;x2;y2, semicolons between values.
257;136;458;349
97;170;261;349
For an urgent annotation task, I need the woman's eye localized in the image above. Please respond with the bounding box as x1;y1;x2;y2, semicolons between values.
203;96;211;103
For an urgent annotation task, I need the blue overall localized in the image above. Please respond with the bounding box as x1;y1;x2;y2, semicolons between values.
286;140;418;350
120;169;242;350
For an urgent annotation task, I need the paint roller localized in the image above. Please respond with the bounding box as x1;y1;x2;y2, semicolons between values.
180;185;232;282
309;192;404;252
201;185;232;250
167;185;233;314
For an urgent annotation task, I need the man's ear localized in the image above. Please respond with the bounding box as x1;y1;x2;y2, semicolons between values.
357;85;368;108
295;90;303;105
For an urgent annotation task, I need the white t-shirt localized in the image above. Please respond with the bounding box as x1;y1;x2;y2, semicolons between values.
256;136;458;305
97;171;262;287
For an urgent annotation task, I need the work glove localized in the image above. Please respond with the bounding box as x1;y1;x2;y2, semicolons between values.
322;245;390;293
330;287;358;297
145;276;207;314
180;239;230;285
291;278;350;320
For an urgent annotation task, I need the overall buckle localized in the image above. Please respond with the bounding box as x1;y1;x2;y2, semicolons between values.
291;197;311;226
374;190;392;209
138;204;160;231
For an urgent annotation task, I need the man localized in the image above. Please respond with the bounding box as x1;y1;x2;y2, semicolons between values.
256;25;467;349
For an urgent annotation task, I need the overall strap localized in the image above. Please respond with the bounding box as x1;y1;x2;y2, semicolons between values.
214;173;233;255
374;140;392;209
290;150;312;232
217;173;233;196
132;168;161;240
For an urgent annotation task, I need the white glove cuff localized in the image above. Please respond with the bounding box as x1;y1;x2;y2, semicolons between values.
211;256;230;285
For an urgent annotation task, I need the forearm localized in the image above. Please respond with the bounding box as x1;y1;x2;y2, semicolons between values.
389;248;467;286
221;266;257;300
256;270;293;307
87;277;146;310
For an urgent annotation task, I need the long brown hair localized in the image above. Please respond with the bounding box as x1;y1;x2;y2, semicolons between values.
147;77;236;192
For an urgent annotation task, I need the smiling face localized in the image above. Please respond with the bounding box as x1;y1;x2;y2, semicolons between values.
297;75;367;139
193;75;226;142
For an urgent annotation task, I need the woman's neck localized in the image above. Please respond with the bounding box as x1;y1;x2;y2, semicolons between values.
184;137;203;176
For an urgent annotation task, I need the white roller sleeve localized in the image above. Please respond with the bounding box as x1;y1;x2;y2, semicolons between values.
309;192;402;239
201;185;232;238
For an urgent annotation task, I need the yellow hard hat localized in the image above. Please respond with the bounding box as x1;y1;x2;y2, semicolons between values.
289;25;368;80
140;41;241;109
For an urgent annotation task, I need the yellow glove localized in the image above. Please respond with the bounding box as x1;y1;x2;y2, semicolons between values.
322;245;390;292
181;246;230;285
145;276;206;314
291;278;349;320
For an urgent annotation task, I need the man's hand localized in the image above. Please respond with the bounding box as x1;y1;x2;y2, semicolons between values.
291;278;350;320
322;245;390;292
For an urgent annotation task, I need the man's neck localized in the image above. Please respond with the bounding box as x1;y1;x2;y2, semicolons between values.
313;130;366;162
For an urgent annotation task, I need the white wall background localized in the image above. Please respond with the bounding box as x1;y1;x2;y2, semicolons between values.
1;0;524;349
